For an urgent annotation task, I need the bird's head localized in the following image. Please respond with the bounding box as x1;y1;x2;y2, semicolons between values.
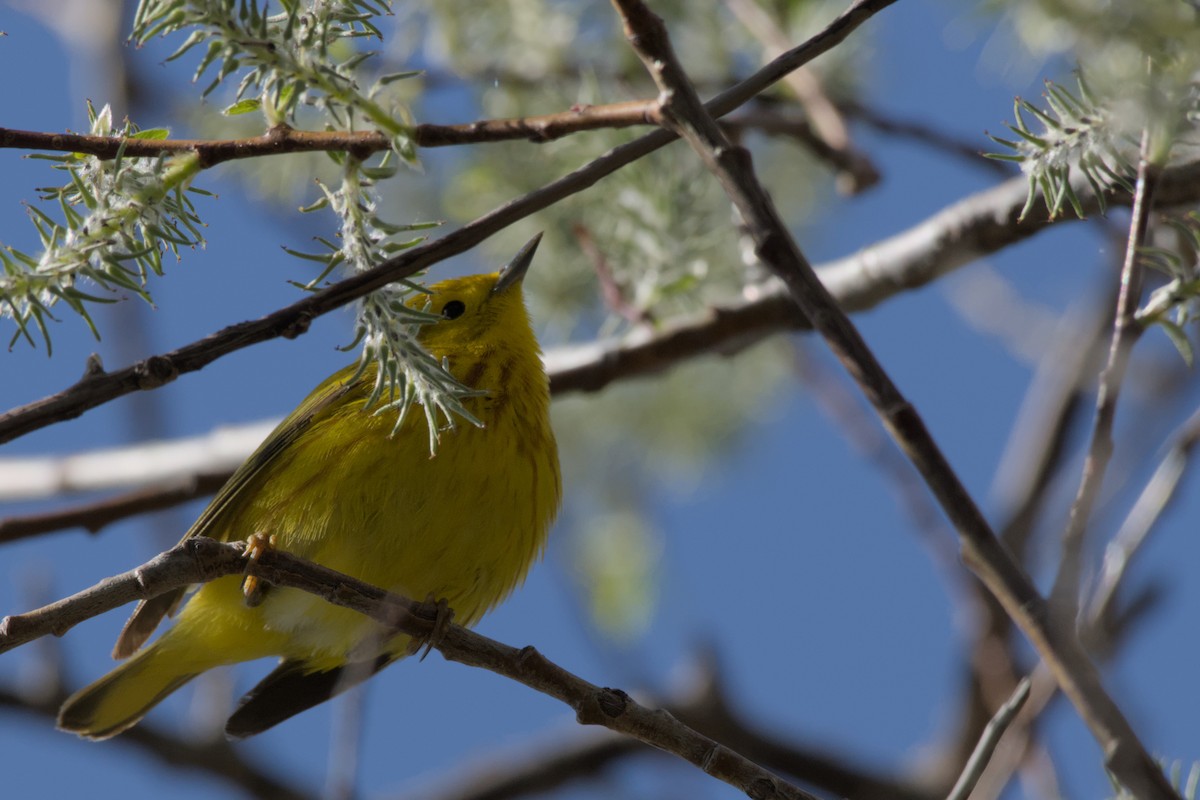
412;234;543;365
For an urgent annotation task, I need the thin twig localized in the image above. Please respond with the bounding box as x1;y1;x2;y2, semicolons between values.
1086;405;1200;643
0;472;230;544
0;102;663;163
0;0;910;447
945;678;1032;800
0;538;818;800
791;342;962;591
606;2;1177;797
6;160;1200;541
0;684;314;800
571;223;654;325
1050;129;1160;617
945;291;1113;787
721;0;879;192
953;402;1193;800
837;98;1010;176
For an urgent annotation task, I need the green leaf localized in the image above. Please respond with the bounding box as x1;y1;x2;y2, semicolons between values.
1156;318;1195;367
377;70;422;85
223;98;262;116
130;127;171;140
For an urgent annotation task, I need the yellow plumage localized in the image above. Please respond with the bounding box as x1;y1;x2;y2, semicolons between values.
58;237;561;739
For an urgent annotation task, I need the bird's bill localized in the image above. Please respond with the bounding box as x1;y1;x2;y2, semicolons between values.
493;232;543;295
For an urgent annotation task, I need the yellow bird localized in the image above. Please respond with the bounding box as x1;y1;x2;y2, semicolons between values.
58;235;561;739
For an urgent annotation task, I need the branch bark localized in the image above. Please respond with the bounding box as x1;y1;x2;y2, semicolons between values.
0;0;920;447
0;538;818;800
606;1;1178;797
0;684;314;800
0;101;666;164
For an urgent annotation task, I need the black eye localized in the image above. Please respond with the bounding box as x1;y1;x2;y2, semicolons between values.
441;300;466;320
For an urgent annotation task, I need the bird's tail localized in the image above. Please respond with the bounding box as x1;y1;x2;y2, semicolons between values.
57;637;201;740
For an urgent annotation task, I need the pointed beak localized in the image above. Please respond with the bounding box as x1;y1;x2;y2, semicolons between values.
492;232;543;295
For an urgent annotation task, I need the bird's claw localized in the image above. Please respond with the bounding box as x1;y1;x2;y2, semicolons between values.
242;532;276;607
413;594;453;662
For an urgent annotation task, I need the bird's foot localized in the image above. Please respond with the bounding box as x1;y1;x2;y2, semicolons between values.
413;594;454;662
241;532;277;607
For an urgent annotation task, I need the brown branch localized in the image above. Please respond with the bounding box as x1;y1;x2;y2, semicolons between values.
0;102;663;164
0;539;819;800
1086;405;1200;645
791;342;963;595
9;162;1200;540
668;654;934;800
550;158;1200;396
721;0;879;193
837;98;1011;175
1050;130;1159;616
965;465;1178;800
724;107;880;182
607;1;1178;798
944;289;1114;785
0;471;229;544
945;677;1032;800
0;538;247;652
571;223;655;326
0;0;908;447
0;683;313;800
409;728;644;800
953;369;1192;800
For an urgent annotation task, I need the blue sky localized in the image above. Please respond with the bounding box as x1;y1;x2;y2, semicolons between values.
1;2;1198;799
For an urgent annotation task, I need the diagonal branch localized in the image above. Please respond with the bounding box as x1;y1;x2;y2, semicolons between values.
1050;130;1160;616
606;1;1178;797
0;0;912;447
0;538;818;800
721;0;879;193
7;159;1200;541
945;677;1033;800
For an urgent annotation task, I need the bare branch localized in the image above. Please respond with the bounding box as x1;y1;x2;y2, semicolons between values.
606;1;1178;797
0;684;313;800
1051;130;1159;616
1086;406;1200;644
721;0;879;192
945;678;1033;800
394;649;937;800
7;158;1200;543
0;539;819;800
0;538;246;652
838;98;1010;175
950;400;1198;799
571;223;655;326
0;0;919;447
0;102;665;164
407;727;644;800
0;472;227;544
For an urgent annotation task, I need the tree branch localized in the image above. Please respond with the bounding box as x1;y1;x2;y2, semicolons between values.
0;539;819;800
606;1;1178;797
1085;405;1200;646
1050;130;1159;616
837;98;1011;175
945;678;1032;800
0;101;666;164
0;472;229;544
721;0;879;193
7;158;1200;541
0;683;314;800
0;0;911;447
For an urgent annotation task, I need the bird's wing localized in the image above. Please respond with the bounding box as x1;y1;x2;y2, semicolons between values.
112;368;359;659
224;654;392;739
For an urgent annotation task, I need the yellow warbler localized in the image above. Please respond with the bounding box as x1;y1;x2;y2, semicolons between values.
58;235;561;739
